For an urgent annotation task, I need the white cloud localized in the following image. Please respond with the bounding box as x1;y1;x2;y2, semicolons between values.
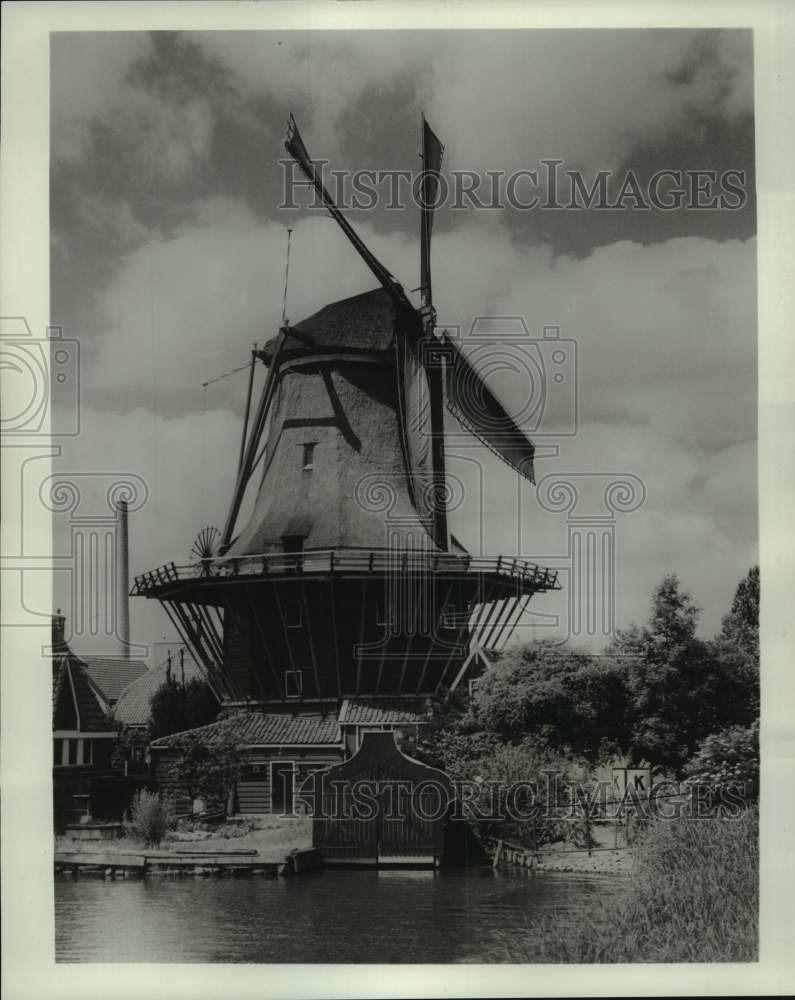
53;405;241;652
190;29;751;174
73;194;756;642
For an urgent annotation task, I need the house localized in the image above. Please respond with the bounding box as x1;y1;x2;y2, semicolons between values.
149;699;427;816
80;654;148;709
51;614;120;828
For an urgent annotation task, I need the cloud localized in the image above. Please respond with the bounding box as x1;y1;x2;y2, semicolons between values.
424;29;753;175
52;33;215;181
84;197;416;412
53;405;242;651
188;29;752;176
447;420;757;641
51;32;154;162
84;196;755;458
67;194;756;642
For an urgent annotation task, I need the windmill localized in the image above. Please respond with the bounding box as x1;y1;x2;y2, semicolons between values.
132;115;559;716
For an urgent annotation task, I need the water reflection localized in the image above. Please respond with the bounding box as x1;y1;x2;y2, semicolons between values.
55;868;618;964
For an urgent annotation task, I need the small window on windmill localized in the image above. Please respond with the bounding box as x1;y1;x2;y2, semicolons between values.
442;604;456;629
302;442;316;471
468;678;480;698
285;670;303;699
285;600;302;629
282;535;304;554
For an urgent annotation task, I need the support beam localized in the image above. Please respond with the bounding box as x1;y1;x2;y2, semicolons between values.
160;600;225;702
449;643;491;693
302;580;323;708
245;587;285;701
481;596;514;651
355;577;369;696
219;590;266;703
415;578;455;694
491;593;533;651
329;573;342;699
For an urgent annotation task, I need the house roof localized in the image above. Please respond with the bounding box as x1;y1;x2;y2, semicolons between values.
52;628;115;734
81;656;149;704
150;711;342;750
262;288;396;361
338;699;429;726
113;657;206;727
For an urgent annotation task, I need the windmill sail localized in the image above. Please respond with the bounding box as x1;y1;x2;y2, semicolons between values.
282;114;535;542
285;115;410;311
442;331;536;483
419;116;444;310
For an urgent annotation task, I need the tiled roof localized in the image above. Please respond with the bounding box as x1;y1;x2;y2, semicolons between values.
52;654;115;733
81;656;149;703
113;657;206;726
150;711;341;750
338;699;429;726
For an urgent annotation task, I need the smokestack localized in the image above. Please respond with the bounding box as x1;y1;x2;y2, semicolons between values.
116;499;130;659
52;609;66;648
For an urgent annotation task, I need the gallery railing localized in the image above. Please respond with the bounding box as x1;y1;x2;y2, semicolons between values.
132;549;560;596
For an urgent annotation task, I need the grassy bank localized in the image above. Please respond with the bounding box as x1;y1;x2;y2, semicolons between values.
487;808;758;963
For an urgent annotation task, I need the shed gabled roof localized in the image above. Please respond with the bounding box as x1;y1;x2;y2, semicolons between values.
82;656;149;704
150;711;342;750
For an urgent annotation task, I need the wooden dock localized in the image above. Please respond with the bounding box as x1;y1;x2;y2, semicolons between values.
54;847;320;878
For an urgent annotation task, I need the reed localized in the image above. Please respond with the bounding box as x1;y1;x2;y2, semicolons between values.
486;808;758;963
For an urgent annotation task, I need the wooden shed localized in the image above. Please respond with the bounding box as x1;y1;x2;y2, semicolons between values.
304;731;456;868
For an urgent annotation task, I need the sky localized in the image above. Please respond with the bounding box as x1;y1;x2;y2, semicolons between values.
49;28;757;656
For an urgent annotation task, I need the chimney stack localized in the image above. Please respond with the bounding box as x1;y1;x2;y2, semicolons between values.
52;609;66;647
116;499;130;659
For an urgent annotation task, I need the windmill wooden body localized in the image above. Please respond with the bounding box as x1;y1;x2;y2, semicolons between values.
135;117;559;828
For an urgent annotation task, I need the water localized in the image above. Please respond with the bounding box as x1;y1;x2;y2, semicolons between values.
55;868;618;963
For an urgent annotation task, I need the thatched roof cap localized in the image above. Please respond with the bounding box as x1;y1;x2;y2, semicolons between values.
262;287;396;362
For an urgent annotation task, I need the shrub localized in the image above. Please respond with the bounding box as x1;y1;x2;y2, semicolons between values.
126;789;176;847
169;732;242;815
683;720;759;802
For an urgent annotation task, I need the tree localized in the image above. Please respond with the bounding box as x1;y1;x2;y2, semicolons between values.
149;676;219;740
719;566;759;661
111;723;151;774
612;575;743;772
169;733;242;815
468;642;633;761
711;566;759;721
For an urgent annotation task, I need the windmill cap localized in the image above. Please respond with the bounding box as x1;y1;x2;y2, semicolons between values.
261;287;396;363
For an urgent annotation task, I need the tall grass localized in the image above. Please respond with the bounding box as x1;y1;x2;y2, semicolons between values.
126;790;176;848
486;809;758;963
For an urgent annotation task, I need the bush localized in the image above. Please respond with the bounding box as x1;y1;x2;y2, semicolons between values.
169;732;242;815
683;720;759;802
485;808;758;963
126;789;176;847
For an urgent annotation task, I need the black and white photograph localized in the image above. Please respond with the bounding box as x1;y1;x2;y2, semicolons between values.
1;2;794;997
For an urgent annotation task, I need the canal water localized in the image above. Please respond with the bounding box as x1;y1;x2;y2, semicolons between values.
55;868;620;963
